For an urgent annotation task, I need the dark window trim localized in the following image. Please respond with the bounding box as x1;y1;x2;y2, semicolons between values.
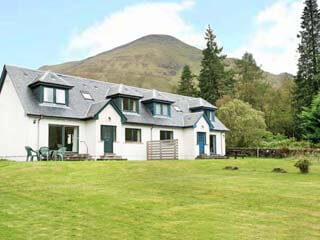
125;128;142;143
153;103;171;117
122;97;138;113
48;124;79;153
43;87;67;106
160;130;174;140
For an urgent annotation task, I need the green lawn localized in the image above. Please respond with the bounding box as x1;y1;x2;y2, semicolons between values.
0;158;319;240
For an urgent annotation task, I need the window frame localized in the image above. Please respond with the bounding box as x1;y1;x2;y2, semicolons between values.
122;97;137;113
160;130;174;140
125;128;142;143
43;87;54;103
42;87;67;105
81;92;94;100
55;89;66;105
154;103;170;117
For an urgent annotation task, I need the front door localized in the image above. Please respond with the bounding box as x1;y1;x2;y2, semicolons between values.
101;126;115;154
197;132;206;155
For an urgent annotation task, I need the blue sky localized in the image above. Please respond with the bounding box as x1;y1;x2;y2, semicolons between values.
0;0;303;74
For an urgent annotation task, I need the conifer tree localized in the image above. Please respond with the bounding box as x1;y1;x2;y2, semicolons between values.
235;52;269;110
295;0;320;133
198;26;233;104
299;92;320;143
177;65;197;97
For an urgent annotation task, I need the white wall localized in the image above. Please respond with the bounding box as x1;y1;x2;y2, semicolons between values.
0;75;35;161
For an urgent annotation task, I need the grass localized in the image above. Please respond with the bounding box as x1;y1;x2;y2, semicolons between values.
0;158;319;240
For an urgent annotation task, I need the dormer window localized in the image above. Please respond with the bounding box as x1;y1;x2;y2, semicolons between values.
44;87;54;103
43;87;67;105
154;103;171;117
122;97;138;112
56;89;66;104
205;110;215;122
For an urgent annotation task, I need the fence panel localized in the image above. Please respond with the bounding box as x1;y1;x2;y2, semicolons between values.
147;140;178;160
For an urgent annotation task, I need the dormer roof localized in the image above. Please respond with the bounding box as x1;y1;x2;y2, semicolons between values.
106;83;143;98
28;71;74;89
141;89;175;104
189;98;217;110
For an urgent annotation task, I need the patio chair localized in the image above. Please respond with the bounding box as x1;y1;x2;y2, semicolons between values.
25;146;39;162
39;147;51;161
53;147;67;161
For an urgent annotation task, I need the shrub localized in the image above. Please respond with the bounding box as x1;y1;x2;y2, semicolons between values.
294;159;311;174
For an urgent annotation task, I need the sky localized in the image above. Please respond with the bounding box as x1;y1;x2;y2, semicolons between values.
0;0;305;74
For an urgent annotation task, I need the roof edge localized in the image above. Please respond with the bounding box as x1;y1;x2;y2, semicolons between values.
0;65;7;93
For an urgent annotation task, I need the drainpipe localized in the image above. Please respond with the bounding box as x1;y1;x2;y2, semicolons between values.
37;115;43;150
150;125;154;141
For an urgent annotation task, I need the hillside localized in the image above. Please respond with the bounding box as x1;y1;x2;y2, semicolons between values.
40;35;293;92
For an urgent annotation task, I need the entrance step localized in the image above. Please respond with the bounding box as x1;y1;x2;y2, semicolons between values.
97;154;127;161
64;153;93;161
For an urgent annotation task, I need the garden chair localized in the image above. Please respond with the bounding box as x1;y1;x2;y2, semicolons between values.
39;147;51;161
53;147;67;161
25;146;39;162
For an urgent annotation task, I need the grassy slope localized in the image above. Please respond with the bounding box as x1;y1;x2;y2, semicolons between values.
0;158;319;240
40;35;293;92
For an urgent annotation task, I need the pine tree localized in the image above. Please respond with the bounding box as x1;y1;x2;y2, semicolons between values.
235;52;269;110
299;91;320;143
177;65;197;97
294;0;320;135
198;25;233;104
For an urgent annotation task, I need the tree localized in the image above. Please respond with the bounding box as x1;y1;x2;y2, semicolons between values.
294;0;320;135
299;92;320;143
198;25;234;105
263;78;295;137
217;99;268;147
234;52;269;110
176;65;197;97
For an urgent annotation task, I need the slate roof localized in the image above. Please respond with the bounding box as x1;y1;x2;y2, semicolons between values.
107;83;143;98
29;71;74;88
2;65;229;131
142;89;174;103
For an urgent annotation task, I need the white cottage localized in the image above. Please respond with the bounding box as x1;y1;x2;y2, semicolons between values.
0;65;229;161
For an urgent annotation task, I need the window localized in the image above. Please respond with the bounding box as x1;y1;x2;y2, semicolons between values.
154;103;170;117
162;104;169;116
43;87;67;105
160;131;173;140
125;128;141;142
56;89;66;104
205;110;215;121
82;92;93;100
155;103;162;115
43;87;54;103
123;98;137;112
49;125;79;152
174;106;182;112
209;111;215;121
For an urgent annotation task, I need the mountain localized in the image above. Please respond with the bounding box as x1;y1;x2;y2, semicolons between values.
40;35;293;92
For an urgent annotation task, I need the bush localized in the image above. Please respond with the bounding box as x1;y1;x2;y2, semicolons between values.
294;159;311;174
261;133;312;149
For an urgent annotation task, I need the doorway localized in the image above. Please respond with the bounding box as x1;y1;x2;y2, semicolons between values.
210;135;217;155
101;126;116;154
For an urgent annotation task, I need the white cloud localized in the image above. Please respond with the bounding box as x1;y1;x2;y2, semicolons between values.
230;0;304;74
65;0;204;60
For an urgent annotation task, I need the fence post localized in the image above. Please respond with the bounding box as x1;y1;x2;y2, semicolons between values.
257;147;259;158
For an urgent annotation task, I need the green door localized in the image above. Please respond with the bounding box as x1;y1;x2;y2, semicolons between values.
101;126;115;154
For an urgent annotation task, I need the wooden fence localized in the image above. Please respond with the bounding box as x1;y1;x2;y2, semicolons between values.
147;139;178;160
227;147;320;158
